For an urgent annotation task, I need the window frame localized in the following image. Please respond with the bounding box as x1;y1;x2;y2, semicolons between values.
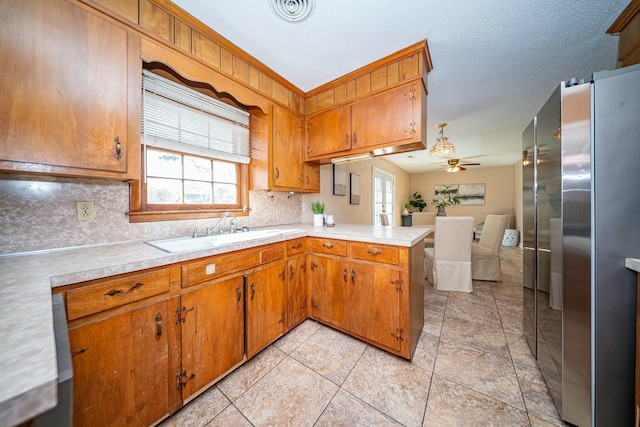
128;65;252;223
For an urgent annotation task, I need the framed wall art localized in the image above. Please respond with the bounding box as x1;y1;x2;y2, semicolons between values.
333;163;347;196
350;173;360;205
434;184;485;206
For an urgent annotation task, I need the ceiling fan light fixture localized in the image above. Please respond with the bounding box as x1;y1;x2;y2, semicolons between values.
446;165;460;173
429;122;456;157
269;0;316;23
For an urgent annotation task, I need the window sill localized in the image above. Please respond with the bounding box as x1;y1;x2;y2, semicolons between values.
127;209;248;223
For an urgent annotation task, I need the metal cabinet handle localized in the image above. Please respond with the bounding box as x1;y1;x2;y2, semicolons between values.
155;314;162;339
353;132;357;144
275;167;280;179
181;306;194;323
343;268;348;282
114;136;122;160
250;283;255;300
289;265;294;280
236;286;242;302
104;282;143;297
345;133;349;145
351;269;356;284
72;347;87;356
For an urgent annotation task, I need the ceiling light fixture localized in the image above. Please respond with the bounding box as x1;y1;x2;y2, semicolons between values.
522;150;531;166
429;122;455;157
269;0;316;23
330;152;373;164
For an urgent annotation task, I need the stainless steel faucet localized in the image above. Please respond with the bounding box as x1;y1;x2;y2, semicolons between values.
206;212;237;235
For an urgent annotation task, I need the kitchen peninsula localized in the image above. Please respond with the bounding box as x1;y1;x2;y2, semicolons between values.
0;224;428;426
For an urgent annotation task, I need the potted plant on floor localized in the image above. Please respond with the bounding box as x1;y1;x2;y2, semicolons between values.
409;192;427;212
431;185;460;216
308;200;326;226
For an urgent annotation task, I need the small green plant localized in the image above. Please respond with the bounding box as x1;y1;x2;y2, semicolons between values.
409;192;427;212
308;200;326;214
431;185;461;209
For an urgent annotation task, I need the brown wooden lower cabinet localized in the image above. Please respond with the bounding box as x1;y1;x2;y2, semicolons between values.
180;276;245;401
307;238;422;359
245;263;287;359
286;254;307;329
58;236;423;426
68;299;171;427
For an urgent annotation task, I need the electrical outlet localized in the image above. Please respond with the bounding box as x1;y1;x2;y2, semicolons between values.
76;201;95;221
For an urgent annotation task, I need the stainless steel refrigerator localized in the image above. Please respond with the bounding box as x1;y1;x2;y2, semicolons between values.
523;64;640;426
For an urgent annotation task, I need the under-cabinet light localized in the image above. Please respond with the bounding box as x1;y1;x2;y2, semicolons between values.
330;152;373;164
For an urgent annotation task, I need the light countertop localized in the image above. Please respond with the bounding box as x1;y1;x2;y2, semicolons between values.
0;224;429;425
625;258;640;273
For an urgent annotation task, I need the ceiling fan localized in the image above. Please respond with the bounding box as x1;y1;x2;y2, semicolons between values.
442;158;481;172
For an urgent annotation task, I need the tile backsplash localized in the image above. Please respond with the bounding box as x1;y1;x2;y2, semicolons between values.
0;174;301;255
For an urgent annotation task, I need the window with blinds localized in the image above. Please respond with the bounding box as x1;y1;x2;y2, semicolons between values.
140;70;249;210
142;70;250;164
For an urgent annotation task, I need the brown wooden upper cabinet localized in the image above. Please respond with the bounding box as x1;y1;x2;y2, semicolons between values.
0;0;139;179
305;81;426;162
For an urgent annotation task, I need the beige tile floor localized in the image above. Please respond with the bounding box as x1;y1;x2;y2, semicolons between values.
160;247;565;427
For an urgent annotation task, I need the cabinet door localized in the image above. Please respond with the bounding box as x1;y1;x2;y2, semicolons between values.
0;0;129;174
286;254;307;329
273;105;305;189
246;263;286;358
69;300;169;427
308;255;351;329
304;162;321;192
305;104;351;159
180;276;245;400
351;262;402;351
351;84;418;150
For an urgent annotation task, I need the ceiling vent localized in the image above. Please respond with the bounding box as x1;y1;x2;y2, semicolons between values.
269;0;316;23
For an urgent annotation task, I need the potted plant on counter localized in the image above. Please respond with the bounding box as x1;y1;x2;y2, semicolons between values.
431;185;460;216
308;200;326;226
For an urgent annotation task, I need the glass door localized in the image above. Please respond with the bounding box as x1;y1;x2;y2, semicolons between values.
372;168;395;226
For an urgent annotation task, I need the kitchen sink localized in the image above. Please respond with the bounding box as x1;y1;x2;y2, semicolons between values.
146;229;303;253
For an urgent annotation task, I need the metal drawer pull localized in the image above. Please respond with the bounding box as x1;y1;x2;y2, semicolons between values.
322;243;334;249
155;314;162;339
291;243;302;249
367;249;383;255
104;282;143;297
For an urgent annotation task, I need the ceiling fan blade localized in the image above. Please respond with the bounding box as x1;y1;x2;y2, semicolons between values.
460;162;480;166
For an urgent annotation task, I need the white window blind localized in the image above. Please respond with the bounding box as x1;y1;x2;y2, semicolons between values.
142;70;251;164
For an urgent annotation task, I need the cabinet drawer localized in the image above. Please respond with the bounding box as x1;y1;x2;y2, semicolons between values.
310;238;347;256
66;269;170;320
182;243;284;287
351;242;399;265
286;238;307;256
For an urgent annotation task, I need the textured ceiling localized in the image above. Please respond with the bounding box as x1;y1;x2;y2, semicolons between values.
171;0;628;173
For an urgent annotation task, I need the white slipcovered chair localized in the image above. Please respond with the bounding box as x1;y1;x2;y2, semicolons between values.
379;213;390;226
424;216;475;292
471;214;509;281
412;211;436;248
